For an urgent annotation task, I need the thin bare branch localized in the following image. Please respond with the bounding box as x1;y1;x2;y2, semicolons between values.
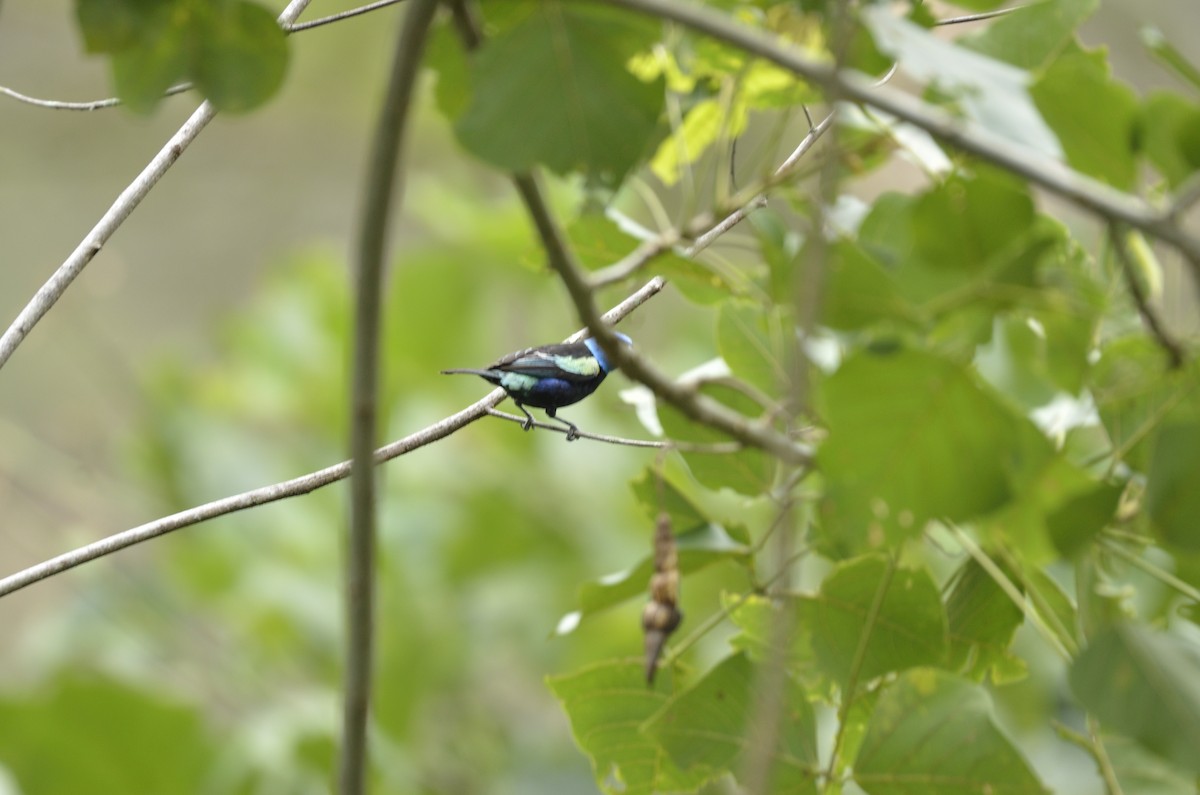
0;0;315;373
485;408;742;452
287;0;411;32
1109;225;1186;368
0;82;192;111
0;279;663;601
935;5;1028;26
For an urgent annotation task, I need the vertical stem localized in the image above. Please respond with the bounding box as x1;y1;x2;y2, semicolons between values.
341;1;439;793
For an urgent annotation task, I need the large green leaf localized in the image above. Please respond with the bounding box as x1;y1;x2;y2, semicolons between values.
644;652;819;793
547;660;709;795
817;347;1047;547
1070;623;1200;774
0;674;218;794
1030;46;1139;189
192;0;289;113
824;172;1048;333
855;669;1048;794
961;0;1099;70
456;2;664;183
806;556;947;688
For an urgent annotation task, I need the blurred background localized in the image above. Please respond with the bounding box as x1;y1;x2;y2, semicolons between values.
1;0;1197;792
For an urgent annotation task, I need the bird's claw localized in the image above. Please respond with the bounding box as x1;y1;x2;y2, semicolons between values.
521;418;533;432
565;428;579;442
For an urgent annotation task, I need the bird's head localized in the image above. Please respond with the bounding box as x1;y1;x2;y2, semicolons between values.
584;332;633;373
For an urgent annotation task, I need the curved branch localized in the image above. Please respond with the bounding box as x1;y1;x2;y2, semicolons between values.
0;0;315;373
340;1;438;792
0;278;663;601
0;82;193;111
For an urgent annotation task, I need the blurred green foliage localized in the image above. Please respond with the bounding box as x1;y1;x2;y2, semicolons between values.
4;0;1200;794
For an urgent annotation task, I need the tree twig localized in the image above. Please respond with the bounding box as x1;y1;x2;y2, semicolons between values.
286;0;411;31
0;279;663;601
1108;225;1186;368
0;0;315;373
935;5;1028;26
340;1;438;792
484;408;742;452
512;170;810;464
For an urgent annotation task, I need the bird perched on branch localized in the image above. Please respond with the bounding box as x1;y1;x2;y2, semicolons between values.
442;333;632;441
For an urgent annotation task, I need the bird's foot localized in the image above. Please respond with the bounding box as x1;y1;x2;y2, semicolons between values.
521;418;533;432
565;426;580;442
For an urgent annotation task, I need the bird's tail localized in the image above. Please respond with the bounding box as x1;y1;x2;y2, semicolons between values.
440;368;497;377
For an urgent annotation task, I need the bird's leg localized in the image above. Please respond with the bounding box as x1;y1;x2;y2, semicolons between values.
514;402;535;431
545;408;580;442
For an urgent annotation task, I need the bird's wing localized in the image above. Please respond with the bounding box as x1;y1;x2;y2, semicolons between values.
490;342;602;383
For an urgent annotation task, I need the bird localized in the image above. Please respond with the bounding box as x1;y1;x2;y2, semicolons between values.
442;333;632;441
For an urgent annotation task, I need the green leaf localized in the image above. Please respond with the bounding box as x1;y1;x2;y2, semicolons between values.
1137;92;1200;188
75;0;147;53
192;0;289;113
658;382;776;497
456;2;664;184
817;347;1046;547
1030;47;1139;189
807;556;947;688
650;97;747;186
961;0;1099;70
558;523;749;633
716;300;792;396
1105;736;1199;795
110;8;189;114
0;674;218;794
1090;336;1200;473
1070;623;1200;774
644;652;819;793
726;593;812;669
547;660;710;795
855;669;1048;794
1145;421;1200;552
824;172;1048;333
944;558;1024;681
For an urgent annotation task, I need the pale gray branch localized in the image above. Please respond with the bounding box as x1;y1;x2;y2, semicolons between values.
0;278;663;601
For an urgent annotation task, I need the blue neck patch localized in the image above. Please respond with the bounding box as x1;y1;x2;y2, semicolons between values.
584;333;632;373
